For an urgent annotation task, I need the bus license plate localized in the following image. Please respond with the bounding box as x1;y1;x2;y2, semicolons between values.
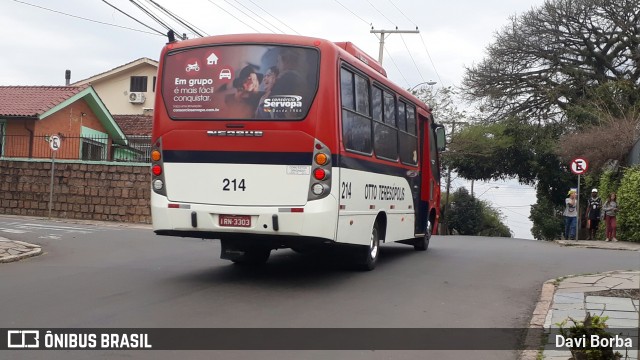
219;215;251;227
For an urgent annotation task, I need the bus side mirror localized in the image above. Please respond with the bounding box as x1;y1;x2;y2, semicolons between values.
435;126;446;152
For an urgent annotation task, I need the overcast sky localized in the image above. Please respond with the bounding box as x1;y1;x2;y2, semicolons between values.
1;0;546;239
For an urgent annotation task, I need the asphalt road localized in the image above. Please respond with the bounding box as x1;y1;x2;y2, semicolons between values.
1;215;638;360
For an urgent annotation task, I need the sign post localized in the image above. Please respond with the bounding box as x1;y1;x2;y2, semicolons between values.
570;158;588;240
48;135;61;219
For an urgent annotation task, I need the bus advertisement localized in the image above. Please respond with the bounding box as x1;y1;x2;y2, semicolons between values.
151;34;446;270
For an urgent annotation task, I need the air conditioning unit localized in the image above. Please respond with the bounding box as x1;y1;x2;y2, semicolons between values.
128;92;146;104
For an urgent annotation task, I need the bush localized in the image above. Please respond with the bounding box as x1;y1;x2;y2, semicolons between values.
617;166;640;242
556;313;624;360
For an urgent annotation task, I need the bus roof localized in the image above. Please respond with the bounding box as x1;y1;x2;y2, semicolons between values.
162;33;431;114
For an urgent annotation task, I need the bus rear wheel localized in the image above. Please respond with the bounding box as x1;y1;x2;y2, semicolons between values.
414;219;431;251
355;222;380;271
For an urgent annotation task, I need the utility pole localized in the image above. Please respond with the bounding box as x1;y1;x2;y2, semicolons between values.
441;120;456;234
439;120;469;235
370;28;420;64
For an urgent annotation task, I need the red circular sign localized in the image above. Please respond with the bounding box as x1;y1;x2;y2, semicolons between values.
571;158;588;175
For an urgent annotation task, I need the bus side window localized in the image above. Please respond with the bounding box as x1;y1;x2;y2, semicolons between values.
341;67;372;154
340;68;355;110
407;106;416;135
399;102;418;166
373;88;398;161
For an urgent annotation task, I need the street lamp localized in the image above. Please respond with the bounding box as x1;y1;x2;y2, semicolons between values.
477;186;499;198
409;81;437;92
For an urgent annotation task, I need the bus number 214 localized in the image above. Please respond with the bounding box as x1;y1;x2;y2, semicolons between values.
223;178;246;191
341;182;352;199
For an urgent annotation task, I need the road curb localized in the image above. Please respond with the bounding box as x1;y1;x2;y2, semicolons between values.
519;270;639;360
0;239;43;264
554;240;640;251
519;279;557;360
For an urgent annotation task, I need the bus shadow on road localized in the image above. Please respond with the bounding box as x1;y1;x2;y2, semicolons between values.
172;244;424;286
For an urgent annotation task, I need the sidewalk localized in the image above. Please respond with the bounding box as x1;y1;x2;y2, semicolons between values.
0;236;42;263
522;239;640;360
555;239;640;252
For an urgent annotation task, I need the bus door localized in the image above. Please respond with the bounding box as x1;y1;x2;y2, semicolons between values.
414;113;432;235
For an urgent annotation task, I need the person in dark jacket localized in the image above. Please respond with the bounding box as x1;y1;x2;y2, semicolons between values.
585;188;601;240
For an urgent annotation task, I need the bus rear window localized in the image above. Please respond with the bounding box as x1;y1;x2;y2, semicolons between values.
162;45;319;120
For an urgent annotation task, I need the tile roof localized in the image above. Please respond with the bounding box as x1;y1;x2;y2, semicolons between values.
72;57;158;85
112;115;152;136
0;86;87;117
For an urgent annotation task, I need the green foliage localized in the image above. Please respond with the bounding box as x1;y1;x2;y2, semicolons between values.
529;195;563;241
446;118;570;185
477;201;513;237
617;166;640;242
447;188;483;235
446;187;512;237
556;313;623;360
567;80;640;127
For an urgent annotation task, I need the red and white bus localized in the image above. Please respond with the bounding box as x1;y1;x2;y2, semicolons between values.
151;34;445;270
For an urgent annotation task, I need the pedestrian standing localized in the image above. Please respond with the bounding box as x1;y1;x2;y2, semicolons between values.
585;188;602;240
602;192;619;242
563;189;578;240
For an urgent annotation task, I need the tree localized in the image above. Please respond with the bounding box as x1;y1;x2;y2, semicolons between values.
455;0;640;239
445;187;512;237
556;81;640;170
463;0;640;127
529;194;564;240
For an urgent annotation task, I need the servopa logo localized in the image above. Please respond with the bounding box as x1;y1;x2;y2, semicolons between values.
262;95;303;111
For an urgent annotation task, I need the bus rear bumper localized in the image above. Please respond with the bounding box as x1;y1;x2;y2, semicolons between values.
151;192;338;245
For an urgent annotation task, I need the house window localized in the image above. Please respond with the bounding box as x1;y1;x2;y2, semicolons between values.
81;138;105;161
152;76;157;92
130;76;148;92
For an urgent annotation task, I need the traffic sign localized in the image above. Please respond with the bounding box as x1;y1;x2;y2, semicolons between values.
49;135;61;151
571;158;588;175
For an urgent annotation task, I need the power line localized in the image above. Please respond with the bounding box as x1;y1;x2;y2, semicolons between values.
245;0;300;34
234;0;284;34
383;45;410;88
382;0;442;85
100;0;165;36
129;0;183;38
222;0;274;33
10;0;163;36
205;0;261;33
144;0;207;37
333;0;370;27
400;33;425;82
386;0;416;27
419;32;443;85
365;0;395;27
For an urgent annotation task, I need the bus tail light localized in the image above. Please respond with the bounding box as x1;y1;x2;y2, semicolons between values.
308;139;331;201
153;179;164;191
151;137;167;196
311;183;324;195
314;153;328;166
